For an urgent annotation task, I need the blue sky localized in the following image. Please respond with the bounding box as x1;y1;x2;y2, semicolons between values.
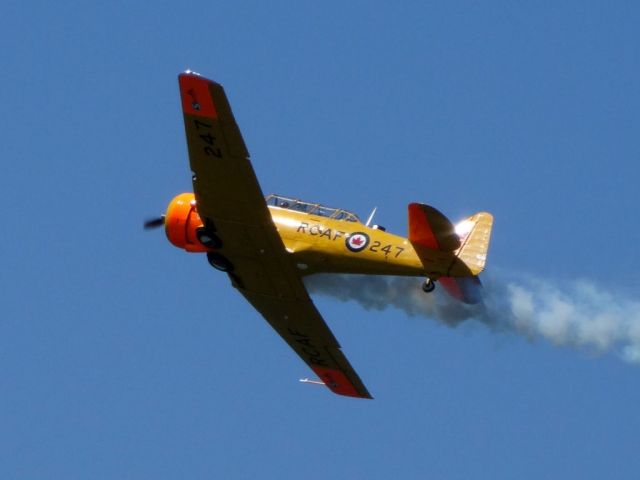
2;1;639;478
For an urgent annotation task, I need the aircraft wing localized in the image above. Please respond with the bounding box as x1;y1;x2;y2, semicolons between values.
178;72;371;399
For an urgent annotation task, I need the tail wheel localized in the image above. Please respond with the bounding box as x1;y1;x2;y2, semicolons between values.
422;278;436;293
207;252;234;272
196;227;222;249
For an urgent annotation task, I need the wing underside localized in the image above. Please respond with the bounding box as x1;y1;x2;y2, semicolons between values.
178;72;371;398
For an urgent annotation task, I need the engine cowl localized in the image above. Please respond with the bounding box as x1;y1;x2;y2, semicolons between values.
164;193;209;252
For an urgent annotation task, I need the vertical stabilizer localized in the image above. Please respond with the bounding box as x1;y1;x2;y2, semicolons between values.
453;212;493;275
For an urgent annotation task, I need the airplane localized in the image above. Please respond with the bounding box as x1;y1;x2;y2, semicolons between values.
144;71;494;399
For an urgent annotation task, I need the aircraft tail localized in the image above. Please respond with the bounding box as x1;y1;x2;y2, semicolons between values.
407;204;494;275
452;212;494;276
408;203;493;304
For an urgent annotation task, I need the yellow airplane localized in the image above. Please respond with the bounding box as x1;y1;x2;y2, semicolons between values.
144;71;493;399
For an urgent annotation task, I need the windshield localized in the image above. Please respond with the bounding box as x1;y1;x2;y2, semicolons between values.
265;194;360;222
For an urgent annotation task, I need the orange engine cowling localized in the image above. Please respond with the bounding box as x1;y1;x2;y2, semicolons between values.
164;193;209;252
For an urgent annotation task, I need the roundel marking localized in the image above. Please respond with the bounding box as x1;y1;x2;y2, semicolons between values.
345;232;370;252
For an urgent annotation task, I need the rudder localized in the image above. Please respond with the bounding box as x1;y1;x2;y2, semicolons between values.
453;212;493;275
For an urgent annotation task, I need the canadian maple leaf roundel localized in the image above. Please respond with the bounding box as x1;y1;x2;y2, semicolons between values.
345;232;370;252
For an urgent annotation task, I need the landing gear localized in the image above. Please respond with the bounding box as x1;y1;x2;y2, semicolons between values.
196;227;222;249
207;252;234;272
422;278;436;293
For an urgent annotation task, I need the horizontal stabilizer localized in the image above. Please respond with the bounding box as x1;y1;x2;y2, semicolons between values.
439;276;483;304
408;203;460;251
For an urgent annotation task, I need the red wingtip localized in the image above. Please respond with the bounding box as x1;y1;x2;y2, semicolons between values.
312;367;371;398
178;73;218;118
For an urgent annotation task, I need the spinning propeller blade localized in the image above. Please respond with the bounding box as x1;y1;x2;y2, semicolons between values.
143;216;165;230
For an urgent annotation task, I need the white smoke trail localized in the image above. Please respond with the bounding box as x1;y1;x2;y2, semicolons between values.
303;271;640;364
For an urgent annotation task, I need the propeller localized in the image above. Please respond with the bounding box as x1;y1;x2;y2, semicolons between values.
143;215;165;230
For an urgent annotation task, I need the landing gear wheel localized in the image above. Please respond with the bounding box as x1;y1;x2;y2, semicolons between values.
422;278;436;293
206;252;234;272
196;227;222;249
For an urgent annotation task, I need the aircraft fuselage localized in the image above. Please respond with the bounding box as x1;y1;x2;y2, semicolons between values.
268;206;426;277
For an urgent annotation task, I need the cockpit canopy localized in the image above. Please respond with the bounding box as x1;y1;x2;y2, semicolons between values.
265;194;360;222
